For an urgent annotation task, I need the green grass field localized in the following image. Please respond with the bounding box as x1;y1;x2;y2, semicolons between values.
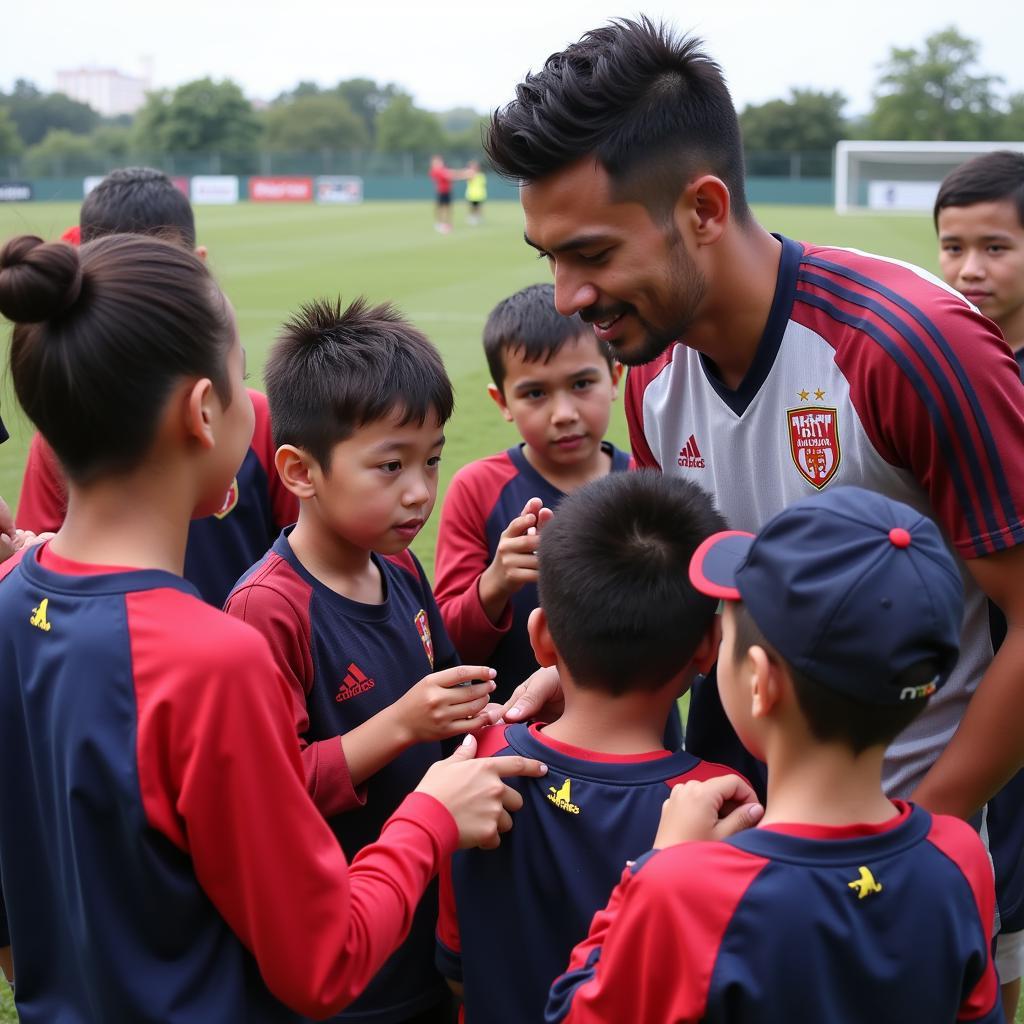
3;199;1015;1023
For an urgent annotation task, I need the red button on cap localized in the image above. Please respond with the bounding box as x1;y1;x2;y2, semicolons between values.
889;527;911;548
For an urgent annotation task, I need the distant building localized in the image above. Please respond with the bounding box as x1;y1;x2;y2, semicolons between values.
56;67;151;117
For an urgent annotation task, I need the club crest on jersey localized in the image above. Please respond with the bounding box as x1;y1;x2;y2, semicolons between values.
546;778;581;815
787;407;841;490
213;477;240;519
414;609;434;668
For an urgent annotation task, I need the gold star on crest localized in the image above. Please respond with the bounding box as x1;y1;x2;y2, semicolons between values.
798;389;809;401
814;388;826;400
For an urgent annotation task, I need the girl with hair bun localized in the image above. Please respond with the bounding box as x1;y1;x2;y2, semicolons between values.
0;234;544;1022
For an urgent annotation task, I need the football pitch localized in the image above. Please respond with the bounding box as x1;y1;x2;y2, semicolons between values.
3;198;1011;1024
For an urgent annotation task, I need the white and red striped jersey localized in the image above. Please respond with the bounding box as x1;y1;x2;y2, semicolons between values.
626;236;1024;795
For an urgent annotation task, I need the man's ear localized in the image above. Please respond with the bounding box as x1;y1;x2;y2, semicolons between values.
527;607;558;667
275;444;318;500
677;174;730;248
692;616;721;675
487;382;515;423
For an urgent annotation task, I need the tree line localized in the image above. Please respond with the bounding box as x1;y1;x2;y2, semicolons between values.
1;27;1021;177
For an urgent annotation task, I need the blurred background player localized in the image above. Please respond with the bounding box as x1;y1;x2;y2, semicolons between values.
16;166;298;607
225;298;499;1024
0;233;546;1022
428;155;470;234
464;161;487;225
434;283;627;703
548;487;1000;1024
437;471;760;1024
936;148;1024;1022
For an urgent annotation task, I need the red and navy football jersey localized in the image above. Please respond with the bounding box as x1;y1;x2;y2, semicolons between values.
547;802;1000;1023
0;543;459;1022
16;389;297;607
436;722;741;1024
626;236;1024;798
225;529;458;1023
434;442;631;701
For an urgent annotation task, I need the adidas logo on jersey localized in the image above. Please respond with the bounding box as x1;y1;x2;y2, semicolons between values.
336;662;375;702
546;777;581;815
677;434;705;469
30;597;52;632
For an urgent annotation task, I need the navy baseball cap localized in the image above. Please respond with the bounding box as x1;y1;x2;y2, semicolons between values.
689;487;964;705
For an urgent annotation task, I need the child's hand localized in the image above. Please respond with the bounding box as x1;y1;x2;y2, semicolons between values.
415;733;548;849
392;665;498;745
653;775;764;848
479;497;554;607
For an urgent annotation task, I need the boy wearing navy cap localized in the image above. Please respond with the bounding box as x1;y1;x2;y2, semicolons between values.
548;486;1003;1024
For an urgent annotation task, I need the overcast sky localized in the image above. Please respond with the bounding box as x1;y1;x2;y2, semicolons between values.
5;0;1023;117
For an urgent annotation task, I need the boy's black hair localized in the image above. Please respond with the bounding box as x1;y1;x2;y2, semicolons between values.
265;297;454;470
934;150;1024;230
80;167;197;248
483;283;615;393
730;603;934;755
538;471;725;695
485;16;750;225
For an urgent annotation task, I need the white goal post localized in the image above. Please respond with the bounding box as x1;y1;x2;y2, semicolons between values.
834;140;1024;214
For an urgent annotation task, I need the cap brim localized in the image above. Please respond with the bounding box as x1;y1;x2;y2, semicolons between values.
689;530;755;600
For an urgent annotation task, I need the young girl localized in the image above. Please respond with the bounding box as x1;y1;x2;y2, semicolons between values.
0;234;544;1023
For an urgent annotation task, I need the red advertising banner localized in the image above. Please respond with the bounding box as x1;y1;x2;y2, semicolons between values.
249;176;313;202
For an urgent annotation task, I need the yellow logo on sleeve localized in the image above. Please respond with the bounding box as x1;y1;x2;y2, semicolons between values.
30;597;52;632
848;866;883;900
546;778;581;815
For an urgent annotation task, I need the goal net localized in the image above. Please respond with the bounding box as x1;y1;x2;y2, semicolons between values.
834;140;1024;214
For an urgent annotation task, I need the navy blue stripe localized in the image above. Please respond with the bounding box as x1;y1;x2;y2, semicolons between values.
795;288;991;551
804;255;1020;537
799;268;1004;544
545;947;602;1024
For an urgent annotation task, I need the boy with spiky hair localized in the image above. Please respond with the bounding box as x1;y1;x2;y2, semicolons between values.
434;283;627;703
225;298;501;1024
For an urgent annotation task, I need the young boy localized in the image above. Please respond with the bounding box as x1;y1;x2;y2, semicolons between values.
16;166;298;607
548;486;1001;1024
434;283;627;702
936;150;1024;373
436;471;761;1024
936;148;1024;1021
224;297;498;1024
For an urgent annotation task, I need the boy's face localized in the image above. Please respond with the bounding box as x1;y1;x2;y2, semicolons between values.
311;409;445;555
489;333;621;475
937;199;1024;338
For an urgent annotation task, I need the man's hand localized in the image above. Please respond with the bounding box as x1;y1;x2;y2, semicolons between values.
653;775;763;849
479;665;564;727
415;734;548;849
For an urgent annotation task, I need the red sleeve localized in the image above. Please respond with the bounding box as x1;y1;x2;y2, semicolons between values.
129;590;458;1019
624;365;665;471
795;254;1024;559
433;461;514;663
223;566;364;817
926;815;1001;1022
247;389;298;530
547;844;766;1024
17;432;67;533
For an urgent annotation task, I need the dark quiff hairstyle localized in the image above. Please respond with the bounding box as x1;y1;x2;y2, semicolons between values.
731;603;935;755
81;167;197;248
933;150;1024;230
483;283;615;392
485;16;750;224
266;297;454;471
0;234;232;483
538;471;725;695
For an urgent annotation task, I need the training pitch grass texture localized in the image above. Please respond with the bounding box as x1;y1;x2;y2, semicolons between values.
3;200;1012;1024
